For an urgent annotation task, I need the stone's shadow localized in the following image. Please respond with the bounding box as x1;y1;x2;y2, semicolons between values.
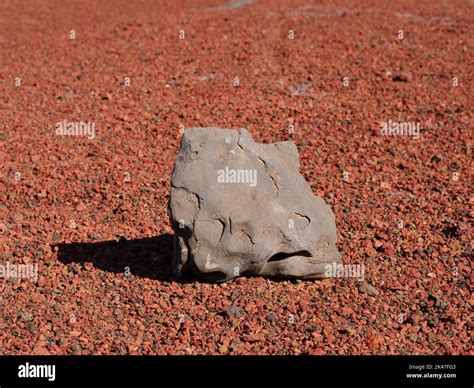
54;234;175;281
54;234;331;284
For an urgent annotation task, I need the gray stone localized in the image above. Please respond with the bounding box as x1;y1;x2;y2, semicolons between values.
358;280;379;297
168;127;341;282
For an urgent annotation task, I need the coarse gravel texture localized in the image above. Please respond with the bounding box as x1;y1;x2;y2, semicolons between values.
0;0;472;355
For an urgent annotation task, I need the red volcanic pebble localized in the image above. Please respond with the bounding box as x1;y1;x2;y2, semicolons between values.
0;0;472;355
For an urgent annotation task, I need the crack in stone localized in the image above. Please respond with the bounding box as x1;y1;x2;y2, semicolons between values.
257;155;279;198
237;130;279;198
217;218;226;244
294;212;311;227
239;229;255;245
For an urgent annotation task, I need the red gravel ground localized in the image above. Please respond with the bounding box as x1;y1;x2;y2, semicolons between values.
0;0;472;355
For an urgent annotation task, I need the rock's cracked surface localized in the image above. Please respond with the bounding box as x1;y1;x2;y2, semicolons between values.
169;127;341;282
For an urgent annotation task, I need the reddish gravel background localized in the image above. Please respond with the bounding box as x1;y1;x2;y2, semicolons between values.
0;0;472;355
